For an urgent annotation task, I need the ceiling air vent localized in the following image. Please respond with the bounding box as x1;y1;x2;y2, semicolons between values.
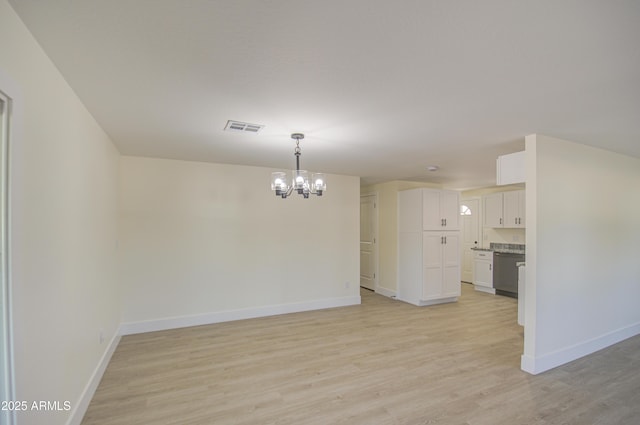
224;120;264;133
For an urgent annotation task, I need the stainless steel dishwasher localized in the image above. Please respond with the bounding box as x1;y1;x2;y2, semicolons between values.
493;252;524;298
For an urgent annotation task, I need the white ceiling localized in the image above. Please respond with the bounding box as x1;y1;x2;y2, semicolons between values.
9;0;640;189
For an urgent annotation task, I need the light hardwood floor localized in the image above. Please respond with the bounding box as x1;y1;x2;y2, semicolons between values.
81;284;640;424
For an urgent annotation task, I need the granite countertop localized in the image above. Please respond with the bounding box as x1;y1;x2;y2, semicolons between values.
472;243;525;255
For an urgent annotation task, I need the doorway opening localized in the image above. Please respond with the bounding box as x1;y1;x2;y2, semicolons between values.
360;193;378;294
460;198;481;284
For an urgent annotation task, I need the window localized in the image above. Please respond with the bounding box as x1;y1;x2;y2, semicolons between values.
460;204;471;216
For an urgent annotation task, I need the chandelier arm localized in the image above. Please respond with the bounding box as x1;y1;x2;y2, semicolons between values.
271;132;325;199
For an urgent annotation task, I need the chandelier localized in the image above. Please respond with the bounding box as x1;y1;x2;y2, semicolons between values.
271;133;326;198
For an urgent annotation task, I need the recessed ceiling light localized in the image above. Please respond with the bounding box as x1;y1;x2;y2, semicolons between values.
427;165;440;172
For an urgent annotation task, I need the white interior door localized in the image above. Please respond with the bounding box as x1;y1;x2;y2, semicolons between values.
460;198;480;283
360;194;377;290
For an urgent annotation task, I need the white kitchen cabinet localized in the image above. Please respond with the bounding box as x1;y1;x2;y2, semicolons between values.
398;231;460;306
398;189;461;306
473;250;495;294
483;192;504;227
422;188;460;231
423;232;461;300
483;190;526;228
503;190;525;228
497;151;525;185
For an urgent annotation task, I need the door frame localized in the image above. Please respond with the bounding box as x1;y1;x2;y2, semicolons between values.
460;196;482;283
360;191;379;292
0;86;15;425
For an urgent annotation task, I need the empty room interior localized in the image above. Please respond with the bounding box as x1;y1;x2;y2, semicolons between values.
1;1;639;424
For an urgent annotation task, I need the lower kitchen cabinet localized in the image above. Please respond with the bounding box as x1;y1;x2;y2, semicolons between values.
398;231;460;306
473;250;495;294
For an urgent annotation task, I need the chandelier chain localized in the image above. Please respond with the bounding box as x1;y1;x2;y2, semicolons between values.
270;132;326;199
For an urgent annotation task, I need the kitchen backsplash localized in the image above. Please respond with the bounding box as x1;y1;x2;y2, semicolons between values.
490;243;525;253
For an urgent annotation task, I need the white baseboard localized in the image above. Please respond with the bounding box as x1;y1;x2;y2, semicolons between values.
66;332;121;425
474;285;496;295
417;296;458;306
375;286;396;298
520;354;536;374
120;295;361;335
521;321;640;375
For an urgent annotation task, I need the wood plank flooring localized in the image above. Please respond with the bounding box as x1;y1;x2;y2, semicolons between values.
81;284;640;424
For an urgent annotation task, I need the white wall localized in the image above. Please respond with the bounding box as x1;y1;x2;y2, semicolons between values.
0;1;121;424
522;134;640;374
119;157;360;332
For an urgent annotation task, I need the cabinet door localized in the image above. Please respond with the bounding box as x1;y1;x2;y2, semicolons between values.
422;232;443;299
473;260;493;288
441;233;461;297
503;190;525;228
423;190;460;230
518;190;526;227
422;232;460;300
440;191;460;230
484;193;504;227
422;189;442;230
497;151;526;185
442;233;460;268
503;191;520;228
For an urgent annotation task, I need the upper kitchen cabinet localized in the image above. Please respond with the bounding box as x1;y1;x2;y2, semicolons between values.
503;190;525;228
484;190;526;228
484;192;504;227
497;151;525;185
422;189;460;231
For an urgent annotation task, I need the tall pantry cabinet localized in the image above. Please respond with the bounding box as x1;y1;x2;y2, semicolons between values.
398;188;461;306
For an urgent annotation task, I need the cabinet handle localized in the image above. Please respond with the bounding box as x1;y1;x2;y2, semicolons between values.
490;264;492;271
444;218;447;226
500;218;503;225
444;236;447;244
